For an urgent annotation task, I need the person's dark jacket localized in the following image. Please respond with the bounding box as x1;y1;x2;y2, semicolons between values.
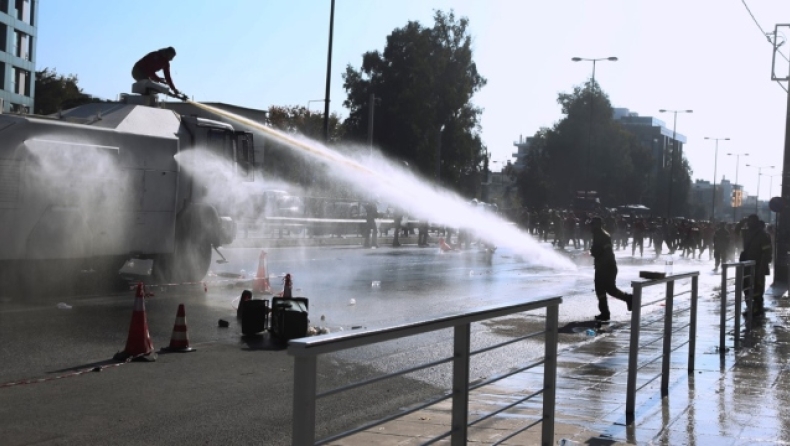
590;228;616;268
134;49;176;91
740;227;772;275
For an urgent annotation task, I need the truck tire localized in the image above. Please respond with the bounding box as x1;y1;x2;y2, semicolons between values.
154;205;218;283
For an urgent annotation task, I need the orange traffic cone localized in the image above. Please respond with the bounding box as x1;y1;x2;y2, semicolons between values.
252;250;273;294
162;304;195;353
114;282;155;361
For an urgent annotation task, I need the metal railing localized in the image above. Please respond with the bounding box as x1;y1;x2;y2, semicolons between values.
625;271;699;423
719;261;756;353
288;297;562;446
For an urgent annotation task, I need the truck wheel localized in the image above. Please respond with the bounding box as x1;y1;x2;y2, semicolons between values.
154;206;218;284
173;232;212;283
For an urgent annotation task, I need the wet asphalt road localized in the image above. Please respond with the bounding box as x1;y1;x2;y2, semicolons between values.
0;241;705;386
0;241;712;445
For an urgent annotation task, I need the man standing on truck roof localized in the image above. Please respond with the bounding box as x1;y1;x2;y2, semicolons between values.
132;47;179;95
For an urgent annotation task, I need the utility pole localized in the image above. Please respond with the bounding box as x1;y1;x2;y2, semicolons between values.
367;93;377;154
776;76;790;282
771;23;789;282
322;0;335;143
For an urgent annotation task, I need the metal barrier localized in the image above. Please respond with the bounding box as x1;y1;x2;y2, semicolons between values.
719;260;756;353
625;271;699;423
288;297;562;446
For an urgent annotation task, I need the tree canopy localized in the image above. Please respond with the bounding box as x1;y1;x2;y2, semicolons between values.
264;105;347;195
516;81;692;215
342;10;487;197
34;68;105;115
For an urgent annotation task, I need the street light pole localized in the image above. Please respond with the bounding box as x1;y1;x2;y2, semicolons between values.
704;137;729;221
571;56;617;192
746;164;775;214
727;152;749;222
660;109;693;219
322;0;335;142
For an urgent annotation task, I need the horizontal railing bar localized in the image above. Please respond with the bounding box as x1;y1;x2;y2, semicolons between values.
491;418;544;446
289;297;562;357
636;371;662;392
638;335;666;350
470;330;545;356
314;392;453;445
631;271;699;288
469;359;546;392
419;430;451;446
636;339;689;373
316;356;454;400
469;389;544;427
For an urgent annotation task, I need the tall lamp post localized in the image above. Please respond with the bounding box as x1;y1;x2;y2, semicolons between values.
659;109;693;219
571;56;618;192
727;152;749;222
746;164;775;214
703;137;729;221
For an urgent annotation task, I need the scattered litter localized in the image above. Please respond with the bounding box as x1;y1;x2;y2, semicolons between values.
318;327;330;335
239;269;246;278
92;367;102;372
307;326;318;336
349;298;356;305
371;281;381;287
419;416;431;421
56;303;72;310
320;314;326;321
218;319;229;328
585;329;596;337
469;270;474;276
352;326;362;330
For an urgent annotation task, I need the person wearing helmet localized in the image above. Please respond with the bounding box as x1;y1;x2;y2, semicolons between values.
132;47;179;95
589;217;633;322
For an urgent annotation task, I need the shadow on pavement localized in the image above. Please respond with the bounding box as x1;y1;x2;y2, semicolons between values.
239;333;287;351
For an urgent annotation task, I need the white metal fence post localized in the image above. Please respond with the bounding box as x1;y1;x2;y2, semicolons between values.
688;275;698;373
719;266;728;355
661;280;675;397
625;284;643;424
541;303;559;446
451;323;471;446
292;356;317;446
734;266;743;349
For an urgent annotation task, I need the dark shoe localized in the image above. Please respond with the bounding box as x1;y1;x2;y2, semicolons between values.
625;294;633;311
594;313;611;322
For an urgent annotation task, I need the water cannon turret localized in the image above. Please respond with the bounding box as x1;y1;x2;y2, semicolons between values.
120;80;187;106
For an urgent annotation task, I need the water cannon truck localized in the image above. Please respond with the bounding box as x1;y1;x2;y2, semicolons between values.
0;80;254;287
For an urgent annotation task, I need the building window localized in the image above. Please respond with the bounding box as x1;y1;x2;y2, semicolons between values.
0;0;8;14
12;67;30;96
0;24;6;53
0;62;5;88
14;30;29;60
14;0;31;24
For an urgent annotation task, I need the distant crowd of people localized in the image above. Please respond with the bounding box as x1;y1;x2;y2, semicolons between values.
520;208;774;318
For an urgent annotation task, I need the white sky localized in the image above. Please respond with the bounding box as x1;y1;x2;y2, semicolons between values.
38;0;790;200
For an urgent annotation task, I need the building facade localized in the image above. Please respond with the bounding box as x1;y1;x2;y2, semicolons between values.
0;0;37;113
613;108;687;175
512;135;534;171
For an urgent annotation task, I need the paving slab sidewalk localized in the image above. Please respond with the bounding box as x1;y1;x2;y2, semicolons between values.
330;275;790;446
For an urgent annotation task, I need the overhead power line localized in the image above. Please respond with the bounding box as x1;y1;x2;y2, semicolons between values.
740;0;789;92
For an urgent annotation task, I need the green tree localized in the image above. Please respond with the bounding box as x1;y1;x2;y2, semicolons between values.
34;68;103;115
342;10;487;197
517;81;691;213
264;105;346;194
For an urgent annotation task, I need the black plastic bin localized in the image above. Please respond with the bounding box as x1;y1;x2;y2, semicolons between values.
241;299;269;335
270;297;309;340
